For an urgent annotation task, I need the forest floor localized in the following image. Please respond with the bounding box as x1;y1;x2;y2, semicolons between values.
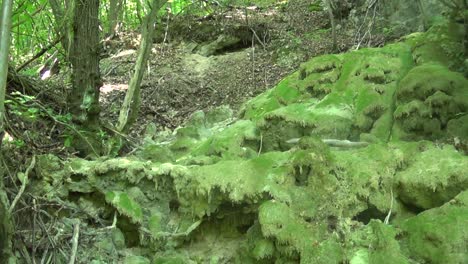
98;3;356;137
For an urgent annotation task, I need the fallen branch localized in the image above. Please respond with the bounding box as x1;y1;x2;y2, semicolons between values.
384;189;394;225
257;133;263;156
9;155;36;214
286;138;370;148
68;220;80;264
322;139;370;148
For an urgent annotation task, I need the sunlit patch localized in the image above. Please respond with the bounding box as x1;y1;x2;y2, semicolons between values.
100;83;129;95
2;132;14;142
112;49;137;59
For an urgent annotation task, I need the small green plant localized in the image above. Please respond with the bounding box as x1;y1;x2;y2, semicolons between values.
10;139;26;148
5;92;40;121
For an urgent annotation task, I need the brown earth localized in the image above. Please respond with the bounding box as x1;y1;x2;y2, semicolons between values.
98;3;356;138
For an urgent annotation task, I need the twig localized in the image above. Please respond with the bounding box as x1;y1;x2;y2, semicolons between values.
40;244;49;264
286;138;370;148
250;28;266;50
9;156;36;213
97;211;117;232
101;121;139;147
16;36;62;72
257;133;263;156
103;63;122;77
163;12;170;44
32;199;37;264
68;220;80;264
354;0;378;50
384;189;394;225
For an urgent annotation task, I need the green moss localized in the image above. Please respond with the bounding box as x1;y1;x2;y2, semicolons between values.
240;89;283;120
259;201;316;252
187;151;291;205
191;120;258;160
447;114;468;141
152;256;187;264
405;20;465;70
308;2;322;12
395;144;468;210
394;64;468;140
124;256;150;264
399;191;468;264
333;143;404;218
105;191;143;224
26;20;468;263
137;145;175;163
348;220;409;264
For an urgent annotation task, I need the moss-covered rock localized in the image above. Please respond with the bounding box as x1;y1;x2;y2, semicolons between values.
393;64;468;140
347;220;409;264
399;191;468;264
395;144;468;210
23;19;468;264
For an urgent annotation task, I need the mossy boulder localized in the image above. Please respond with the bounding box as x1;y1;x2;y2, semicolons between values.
394;64;468;140
242;43;413;146
347;220;409;264
395;144;468;210
399;191;468;264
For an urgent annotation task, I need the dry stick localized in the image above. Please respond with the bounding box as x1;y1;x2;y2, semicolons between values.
97;211;117;232
103;63;122;77
162;12;170;44
286;138;370;148
68;221;80;264
32;199;37;264
40;245;49;264
384;189;394;224
250;28;266;50
251;33;255;79
16;36;62;72
257;133;263;156
354;0;374;49
9;155;36;213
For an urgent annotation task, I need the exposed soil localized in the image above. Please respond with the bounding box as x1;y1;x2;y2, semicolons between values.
98;3;355;138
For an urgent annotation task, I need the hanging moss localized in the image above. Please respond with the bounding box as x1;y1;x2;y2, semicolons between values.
394;64;468;140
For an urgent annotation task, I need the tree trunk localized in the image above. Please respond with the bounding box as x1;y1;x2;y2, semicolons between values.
68;0;102;130
136;0;143;25
117;0;167;132
108;0;123;38
416;0;428;31
49;0;72;57
463;1;468;58
0;0;15;261
324;0;338;52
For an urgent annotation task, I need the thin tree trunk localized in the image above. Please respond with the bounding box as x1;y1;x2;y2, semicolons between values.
324;0;338;52
0;0;15;261
463;0;468;58
68;0;102;129
117;0;167;132
136;0;143;25
108;0;123;37
416;0;428;31
49;0;72;57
